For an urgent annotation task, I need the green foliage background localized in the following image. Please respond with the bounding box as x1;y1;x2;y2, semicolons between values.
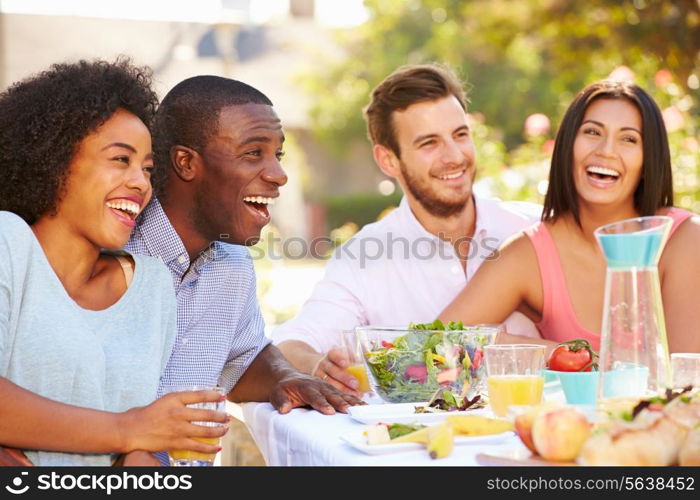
301;0;699;215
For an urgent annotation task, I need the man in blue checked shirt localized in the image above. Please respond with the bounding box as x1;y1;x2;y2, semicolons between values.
126;76;362;419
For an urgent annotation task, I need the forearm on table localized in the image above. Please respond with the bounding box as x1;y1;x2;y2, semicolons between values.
276;340;323;375
0;378;126;453
227;344;299;403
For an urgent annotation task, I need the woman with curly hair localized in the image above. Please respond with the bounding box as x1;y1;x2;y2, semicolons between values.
0;58;228;466
440;80;700;354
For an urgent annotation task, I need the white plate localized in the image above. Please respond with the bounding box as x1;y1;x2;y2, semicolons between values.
340;430;514;455
348;402;491;424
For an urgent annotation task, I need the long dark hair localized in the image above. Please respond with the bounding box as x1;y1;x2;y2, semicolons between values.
542;80;673;224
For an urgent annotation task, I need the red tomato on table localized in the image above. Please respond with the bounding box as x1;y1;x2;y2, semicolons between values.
548;339;598;372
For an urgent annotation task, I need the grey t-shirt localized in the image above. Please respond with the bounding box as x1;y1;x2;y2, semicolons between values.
0;211;177;466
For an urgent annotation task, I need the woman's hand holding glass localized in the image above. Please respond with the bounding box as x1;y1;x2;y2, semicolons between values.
118;388;229;457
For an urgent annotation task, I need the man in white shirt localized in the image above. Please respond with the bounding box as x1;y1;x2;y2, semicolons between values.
273;64;541;394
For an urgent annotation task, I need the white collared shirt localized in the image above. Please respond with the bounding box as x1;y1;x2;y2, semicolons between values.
272;195;542;353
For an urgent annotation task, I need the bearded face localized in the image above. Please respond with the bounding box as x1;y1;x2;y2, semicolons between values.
399;155;474;218
390;96;477;219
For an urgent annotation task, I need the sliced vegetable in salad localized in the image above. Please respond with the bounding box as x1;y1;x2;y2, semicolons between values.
414;388;485;413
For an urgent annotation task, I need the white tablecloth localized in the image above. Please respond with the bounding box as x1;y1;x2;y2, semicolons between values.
240;401;528;466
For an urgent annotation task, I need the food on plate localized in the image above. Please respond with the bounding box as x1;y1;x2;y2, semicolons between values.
445;414;513;436
367;421;455;459
414;388;485;413
363;413;513;459
365;423;391;445
427;423;454;459
531;406;591;461
579;388;700;465
391;425;430;444
387;423;428;441
548;339;598;372
361;321;494;403
364;423;429;444
513;403;559;454
679;425;700;466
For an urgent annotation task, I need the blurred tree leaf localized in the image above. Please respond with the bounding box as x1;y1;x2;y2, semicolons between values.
302;0;699;151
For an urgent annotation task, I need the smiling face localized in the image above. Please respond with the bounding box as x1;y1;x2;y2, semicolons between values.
572;98;643;213
390;96;475;218
192;103;287;245
46;108;153;250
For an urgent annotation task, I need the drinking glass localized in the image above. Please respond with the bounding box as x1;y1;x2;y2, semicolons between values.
671;353;700;390
166;385;226;467
484;344;545;417
339;330;372;393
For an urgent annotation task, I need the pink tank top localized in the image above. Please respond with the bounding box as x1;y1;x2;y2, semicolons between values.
526;208;693;351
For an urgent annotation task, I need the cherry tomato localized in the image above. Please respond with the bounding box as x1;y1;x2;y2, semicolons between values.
472;349;483;370
381;341;394;348
548;339;598;372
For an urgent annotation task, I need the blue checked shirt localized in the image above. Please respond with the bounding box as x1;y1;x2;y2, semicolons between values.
125;198;270;396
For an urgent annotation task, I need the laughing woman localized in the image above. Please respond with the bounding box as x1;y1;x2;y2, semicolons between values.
0;59;227;466
440;80;700;354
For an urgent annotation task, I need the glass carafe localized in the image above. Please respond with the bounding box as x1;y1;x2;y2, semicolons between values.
594;216;673;403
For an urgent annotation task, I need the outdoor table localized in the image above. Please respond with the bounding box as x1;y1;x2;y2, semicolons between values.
237;401;526;466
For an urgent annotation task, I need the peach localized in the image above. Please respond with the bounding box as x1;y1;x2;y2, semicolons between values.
514;409;539;454
514;403;558;454
532;407;591;462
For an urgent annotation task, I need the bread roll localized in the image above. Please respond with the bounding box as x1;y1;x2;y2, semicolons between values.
679;427;700;466
580;412;687;466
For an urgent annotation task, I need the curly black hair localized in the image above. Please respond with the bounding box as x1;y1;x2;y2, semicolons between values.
0;57;159;224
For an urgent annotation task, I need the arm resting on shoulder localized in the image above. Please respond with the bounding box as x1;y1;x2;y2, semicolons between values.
440;234;558;356
440;234;534;325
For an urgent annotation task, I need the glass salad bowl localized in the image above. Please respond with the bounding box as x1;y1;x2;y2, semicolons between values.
356;323;499;404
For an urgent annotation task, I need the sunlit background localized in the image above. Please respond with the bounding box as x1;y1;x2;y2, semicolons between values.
1;0;698;331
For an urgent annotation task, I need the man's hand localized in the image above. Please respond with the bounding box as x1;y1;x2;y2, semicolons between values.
228;344;364;414
0;446;32;466
270;371;364;416
311;348;362;396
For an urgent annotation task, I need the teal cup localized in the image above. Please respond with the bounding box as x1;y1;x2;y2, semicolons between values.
544;369;599;405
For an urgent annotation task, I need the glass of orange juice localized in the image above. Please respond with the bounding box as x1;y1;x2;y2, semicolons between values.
484;344;545;417
167;385;226;467
340;330;372;394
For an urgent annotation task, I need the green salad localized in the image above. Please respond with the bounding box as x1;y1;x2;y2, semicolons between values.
362;320;494;403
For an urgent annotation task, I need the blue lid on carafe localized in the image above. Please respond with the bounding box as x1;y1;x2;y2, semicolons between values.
595;216;672;269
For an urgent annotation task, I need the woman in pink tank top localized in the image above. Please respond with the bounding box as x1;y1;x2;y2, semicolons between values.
441;80;700;354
